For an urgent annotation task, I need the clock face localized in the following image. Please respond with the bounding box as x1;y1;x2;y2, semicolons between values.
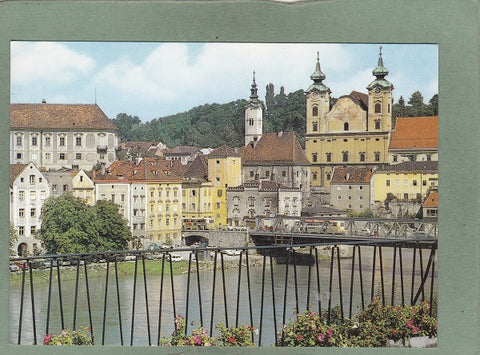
311;91;319;99
374;87;381;94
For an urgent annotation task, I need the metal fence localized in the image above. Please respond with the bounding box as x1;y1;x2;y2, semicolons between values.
9;240;437;346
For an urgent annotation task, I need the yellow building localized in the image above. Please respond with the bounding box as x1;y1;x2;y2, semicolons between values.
305;49;393;189
207;145;242;228
370;161;438;206
72;170;95;205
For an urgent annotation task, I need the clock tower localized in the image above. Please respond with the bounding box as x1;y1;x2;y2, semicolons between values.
367;46;394;132
245;71;263;147
306;52;331;135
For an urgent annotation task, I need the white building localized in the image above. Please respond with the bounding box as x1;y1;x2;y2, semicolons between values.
10;163;50;255
10;103;119;171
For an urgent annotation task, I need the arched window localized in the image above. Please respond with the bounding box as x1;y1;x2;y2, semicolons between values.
326;153;332;162
375;103;381;113
312;172;318;180
312;153;318;162
344;122;349;131
326;172;331;181
312;106;318;116
312;121;318;131
374;152;380;162
374;120;381;129
342;152;349;162
359;152;365;162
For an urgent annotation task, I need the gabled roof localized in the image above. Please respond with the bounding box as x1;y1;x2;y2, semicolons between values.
94;158;182;182
242;132;310;166
330;167;373;184
390;116;438;150
10;103;118;131
182;155;208;180
376;161;438;173
10;164;28;187
209;145;240;158
423;191;438;208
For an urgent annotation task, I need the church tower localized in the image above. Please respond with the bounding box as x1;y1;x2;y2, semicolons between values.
305;52;331;135
367;46;394;132
245;71;263;146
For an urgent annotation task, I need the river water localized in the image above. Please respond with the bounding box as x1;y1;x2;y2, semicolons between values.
10;246;437;346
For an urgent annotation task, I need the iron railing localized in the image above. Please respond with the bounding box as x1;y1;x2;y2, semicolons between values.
9;240;437;346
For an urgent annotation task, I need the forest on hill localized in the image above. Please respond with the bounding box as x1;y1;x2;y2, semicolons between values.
112;85;438;148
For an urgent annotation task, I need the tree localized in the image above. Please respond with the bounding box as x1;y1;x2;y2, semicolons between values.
407;91;426;117
428;94;438;115
111;113;142;141
9;224;18;256
39;194;132;254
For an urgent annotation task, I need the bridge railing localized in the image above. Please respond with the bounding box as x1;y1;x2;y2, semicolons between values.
10;240;437;346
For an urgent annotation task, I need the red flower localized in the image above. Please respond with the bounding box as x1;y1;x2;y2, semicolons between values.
43;334;53;345
228;336;235;344
407;319;413;328
296;334;303;341
317;333;325;342
327;328;333;337
412;326;419;334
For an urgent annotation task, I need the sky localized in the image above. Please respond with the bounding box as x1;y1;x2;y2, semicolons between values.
10;42;438;122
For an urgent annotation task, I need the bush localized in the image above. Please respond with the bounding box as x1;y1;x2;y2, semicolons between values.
161;315;216;346
216;324;256;346
43;326;93;345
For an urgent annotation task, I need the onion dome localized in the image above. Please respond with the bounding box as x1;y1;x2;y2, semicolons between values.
367;46;393;90
307;52;330;93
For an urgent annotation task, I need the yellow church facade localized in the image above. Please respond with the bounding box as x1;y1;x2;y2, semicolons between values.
305;49;393;189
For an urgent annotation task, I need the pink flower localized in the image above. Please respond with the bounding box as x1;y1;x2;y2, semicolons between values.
43;334;53;345
193;336;202;345
317;333;325;342
296;334;303;341
327;328;333;337
310;312;316;317
412;326;419;334
407;319;413;328
184;339;190;345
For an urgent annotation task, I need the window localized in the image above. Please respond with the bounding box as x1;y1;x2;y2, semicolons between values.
374;152;380;162
386;180;391;186
413;180;418;186
311;153;317;163
45;136;51;146
312;121;318;131
423;180;427;186
29;175;35;184
19;208;25;218
337;196;342;200
312;172;318;180
404;193;409;200
16;136;22;146
30;191;36;200
18;226;24;236
19;191;24;200
344;122;349;131
216;202;220;209
16;153;22;160
217;189;222;197
359;152;365;162
342;152;348;162
59;136;65;146
359;196;363;200
375;103;381;113
59;153;66;160
76;153;82;160
348;196;352;200
52;184;57;192
250;171;254;178
45;152;50;160
121;194;125;202
375;120;381;129
359;186;363;190
427;154;431;161
40;191;46;199
216;160;220;165
326;153;332;162
31;208;36;217
31;226;36;234
191;190;196;196
265;171;270;177
393;155;398;162
312;106;318;116
76;136;82;146
31;136;38;146
282;170;286;177
326;172;331;181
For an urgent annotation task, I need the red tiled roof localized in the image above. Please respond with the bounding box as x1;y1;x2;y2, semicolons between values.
94;158;182;182
242;132;310;166
182;155;208;180
390;116;438;150
165;146;199;156
11;104;118;131
423;191;438;208
209;145;240;158
330;167;373;184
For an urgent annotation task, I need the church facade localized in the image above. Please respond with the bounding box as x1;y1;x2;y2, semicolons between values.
305;49;393;190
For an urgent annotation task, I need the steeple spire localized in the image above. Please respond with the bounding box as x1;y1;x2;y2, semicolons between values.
307;52;330;93
249;70;259;101
367;46;393;90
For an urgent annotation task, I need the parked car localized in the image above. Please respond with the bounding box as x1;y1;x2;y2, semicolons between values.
169;254;183;262
9;262;20;272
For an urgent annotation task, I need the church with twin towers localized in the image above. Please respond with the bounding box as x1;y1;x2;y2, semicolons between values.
243;47;393;195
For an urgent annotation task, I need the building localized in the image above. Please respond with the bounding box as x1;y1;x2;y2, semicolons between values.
422;191;438;218
72;170;95;205
180;155;214;229
207;145;242;228
43;168;73;198
165;146;201;165
305;49;393;189
370;161;438;206
226;181;302;227
10;163;50;256
10;103;119;170
389;116;439;164
244;71;264;146
241;131;311;204
330;167;373;211
119;141;167;160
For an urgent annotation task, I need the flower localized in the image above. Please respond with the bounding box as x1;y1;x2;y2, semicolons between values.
43;334;53;345
412;326;419;334
296;334;303;341
327;328;333;337
317;333;325;342
407;319;413;328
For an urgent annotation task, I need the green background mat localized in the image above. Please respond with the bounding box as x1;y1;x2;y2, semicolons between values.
0;0;478;354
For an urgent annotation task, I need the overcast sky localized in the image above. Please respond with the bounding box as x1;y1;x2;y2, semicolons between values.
11;42;438;122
